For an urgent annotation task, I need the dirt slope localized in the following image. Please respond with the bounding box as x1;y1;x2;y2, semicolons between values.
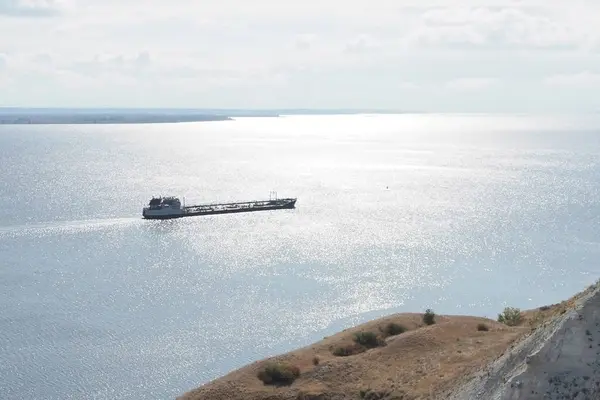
178;314;527;400
178;282;599;400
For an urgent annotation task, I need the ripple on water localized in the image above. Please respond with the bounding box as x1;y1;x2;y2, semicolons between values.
2;114;600;399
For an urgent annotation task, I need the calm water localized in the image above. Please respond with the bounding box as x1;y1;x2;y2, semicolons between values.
1;114;600;399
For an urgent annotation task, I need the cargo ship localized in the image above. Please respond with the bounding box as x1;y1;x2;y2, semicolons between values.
142;194;297;219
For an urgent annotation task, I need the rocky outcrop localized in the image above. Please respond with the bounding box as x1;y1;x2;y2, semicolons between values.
449;283;600;400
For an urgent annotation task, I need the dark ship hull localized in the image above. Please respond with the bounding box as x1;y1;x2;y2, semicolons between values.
142;198;296;219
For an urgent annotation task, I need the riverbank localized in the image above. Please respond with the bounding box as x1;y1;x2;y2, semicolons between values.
0;110;233;124
179;281;600;400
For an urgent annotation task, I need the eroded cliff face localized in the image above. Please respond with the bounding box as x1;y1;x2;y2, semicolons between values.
449;283;600;400
178;281;600;400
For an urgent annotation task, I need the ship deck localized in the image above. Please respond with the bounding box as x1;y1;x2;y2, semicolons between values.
182;198;296;217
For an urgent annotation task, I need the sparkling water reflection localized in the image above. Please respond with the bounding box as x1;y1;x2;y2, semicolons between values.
1;114;600;399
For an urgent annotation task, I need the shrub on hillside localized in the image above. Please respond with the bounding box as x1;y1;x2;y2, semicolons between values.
383;322;407;336
332;343;365;357
477;323;489;331
498;307;522;326
332;331;386;357
257;362;300;385
423;309;436;325
360;389;408;400
353;331;380;348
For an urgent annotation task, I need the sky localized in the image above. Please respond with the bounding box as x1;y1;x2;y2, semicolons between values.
0;0;599;111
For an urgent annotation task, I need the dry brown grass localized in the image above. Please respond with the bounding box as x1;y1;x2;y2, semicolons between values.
178;313;527;400
178;283;599;400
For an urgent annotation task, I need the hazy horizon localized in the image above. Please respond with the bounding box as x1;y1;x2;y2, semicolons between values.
1;1;599;113
0;107;598;114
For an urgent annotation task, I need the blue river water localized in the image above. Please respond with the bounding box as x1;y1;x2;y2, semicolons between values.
1;114;600;399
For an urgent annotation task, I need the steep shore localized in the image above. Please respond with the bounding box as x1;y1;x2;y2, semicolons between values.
179;282;600;400
449;281;600;399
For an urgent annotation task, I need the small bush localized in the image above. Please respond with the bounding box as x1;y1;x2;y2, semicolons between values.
383;322;407;336
332;343;365;357
498;307;522;326
257;362;300;385
353;331;379;348
423;309;436;325
477;323;489;332
312;356;320;366
332;331;385;357
333;347;351;357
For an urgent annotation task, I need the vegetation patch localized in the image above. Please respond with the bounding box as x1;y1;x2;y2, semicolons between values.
423;309;436;325
528;311;545;329
332;331;387;357
353;331;381;348
382;322;407;337
477;323;489;332
359;388;409;400
257;362;300;385
332;343;365;357
498;307;522;326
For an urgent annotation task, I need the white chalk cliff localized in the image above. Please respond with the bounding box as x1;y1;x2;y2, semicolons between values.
450;282;600;400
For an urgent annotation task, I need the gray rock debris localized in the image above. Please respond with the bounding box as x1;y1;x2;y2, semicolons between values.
447;283;600;400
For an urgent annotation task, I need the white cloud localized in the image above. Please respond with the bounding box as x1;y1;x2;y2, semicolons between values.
0;0;599;110
66;53;152;78
293;34;317;51
344;35;382;54
30;53;53;64
543;71;600;87
445;78;498;91
404;6;595;50
0;0;68;16
0;53;9;90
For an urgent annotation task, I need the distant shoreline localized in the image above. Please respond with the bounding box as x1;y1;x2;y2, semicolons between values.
0;108;269;125
0;115;235;125
0;110;235;125
0;108;415;125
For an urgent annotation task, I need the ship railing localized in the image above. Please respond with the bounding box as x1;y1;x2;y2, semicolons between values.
182;198;296;210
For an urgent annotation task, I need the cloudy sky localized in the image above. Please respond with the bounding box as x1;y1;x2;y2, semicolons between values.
0;0;599;111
